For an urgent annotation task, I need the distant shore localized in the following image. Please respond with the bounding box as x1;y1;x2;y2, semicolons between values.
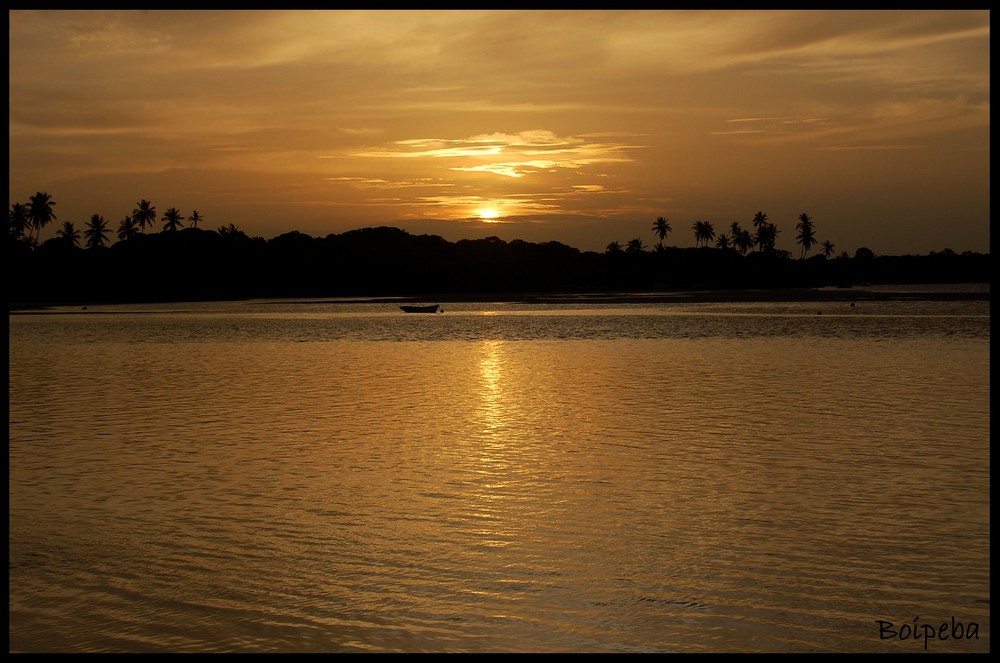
424;285;990;306
9;284;989;313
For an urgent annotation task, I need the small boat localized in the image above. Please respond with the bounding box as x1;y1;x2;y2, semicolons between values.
399;304;442;313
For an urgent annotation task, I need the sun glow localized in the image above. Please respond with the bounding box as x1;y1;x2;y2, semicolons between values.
477;208;501;222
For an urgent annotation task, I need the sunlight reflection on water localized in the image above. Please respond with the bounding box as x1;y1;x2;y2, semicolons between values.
9;299;990;653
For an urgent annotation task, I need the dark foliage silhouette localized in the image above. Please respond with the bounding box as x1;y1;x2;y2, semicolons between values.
56;221;81;248
6;195;990;305
133;199;156;234
27;192;56;245
83;215;110;249
693;220;715;248
162;208;184;232
7;223;989;306
651;216;671;250
796;213;817;259
9;202;30;240
117;216;140;242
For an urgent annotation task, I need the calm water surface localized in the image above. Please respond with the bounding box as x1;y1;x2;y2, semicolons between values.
9;294;990;652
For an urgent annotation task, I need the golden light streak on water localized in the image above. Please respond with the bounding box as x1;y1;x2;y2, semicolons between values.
8;298;990;653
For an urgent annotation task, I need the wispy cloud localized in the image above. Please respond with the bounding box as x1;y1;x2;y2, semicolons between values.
324;176;455;189
8;10;990;254
815;144;921;152
348;131;641;183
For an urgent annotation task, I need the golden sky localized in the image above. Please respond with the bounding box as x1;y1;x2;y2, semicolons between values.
8;10;991;255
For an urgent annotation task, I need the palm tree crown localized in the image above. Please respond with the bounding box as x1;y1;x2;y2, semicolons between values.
626;237;645;254
162;207;184;232
795;212;817;259
117;215;140;242
217;223;248;240
756;223;780;254
692;220;715;247
83;214;110;249
56;221;81;247
133;199;156;234
821;240;836;259
734;229;754;255
9;202;30;240
188;210;203;228
651;216;672;243
27;192;57;244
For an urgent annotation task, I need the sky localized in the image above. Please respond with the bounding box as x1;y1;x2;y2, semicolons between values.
8;9;991;256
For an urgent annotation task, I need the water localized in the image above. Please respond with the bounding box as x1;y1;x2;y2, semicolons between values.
8;294;990;652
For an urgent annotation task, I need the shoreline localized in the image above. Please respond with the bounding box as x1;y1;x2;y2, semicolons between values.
8;284;990;312
437;286;991;305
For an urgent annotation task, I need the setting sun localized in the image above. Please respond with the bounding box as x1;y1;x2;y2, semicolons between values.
6;9;991;656
7;10;990;256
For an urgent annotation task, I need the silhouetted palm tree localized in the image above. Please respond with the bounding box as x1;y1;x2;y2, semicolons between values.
751;211;768;253
117;215;139;242
161;207;184;232
27;192;57;244
651;216;671;245
133;199;156;234
734;229;754;256
715;233;731;250
821;240;835;259
188;210;203;228
83;214;109;249
795;212;816;259
692;220;715;247
55;221;81;247
730;221;742;241
9;202;30;240
626;237;645;254
217;223;248;240
605;240;623;253
755;223;780;254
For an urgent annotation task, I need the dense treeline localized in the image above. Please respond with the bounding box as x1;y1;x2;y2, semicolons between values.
7;191;990;304
8;224;990;306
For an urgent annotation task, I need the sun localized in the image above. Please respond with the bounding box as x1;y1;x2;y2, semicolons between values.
477;208;501;222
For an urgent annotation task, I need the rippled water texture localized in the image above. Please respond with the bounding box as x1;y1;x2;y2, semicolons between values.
9;296;990;652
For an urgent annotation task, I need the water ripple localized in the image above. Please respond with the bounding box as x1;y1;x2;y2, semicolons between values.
9;303;990;653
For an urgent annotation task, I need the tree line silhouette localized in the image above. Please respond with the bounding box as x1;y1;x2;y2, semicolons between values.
8;192;991;305
623;211;821;259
